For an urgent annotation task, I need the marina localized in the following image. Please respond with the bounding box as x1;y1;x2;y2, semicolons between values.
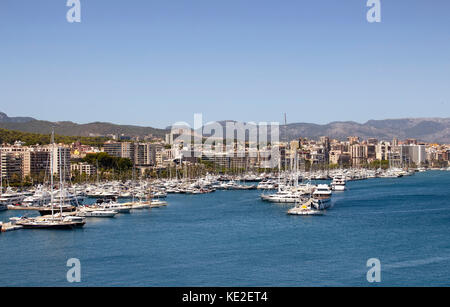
1;171;449;286
0;167;448;232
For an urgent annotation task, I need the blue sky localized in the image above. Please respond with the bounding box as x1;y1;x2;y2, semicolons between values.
0;0;449;128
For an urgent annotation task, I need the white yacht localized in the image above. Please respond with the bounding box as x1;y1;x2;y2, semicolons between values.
261;190;305;203
77;207;117;218
53;189;84;206
126;201;151;209
0;187;25;207
312;184;332;202
22;185;52;206
331;176;346;191
311;198;333;210
99;200;131;213
150;199;168;207
257;180;278;190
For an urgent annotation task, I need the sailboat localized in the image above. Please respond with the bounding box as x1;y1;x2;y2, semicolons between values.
16;131;85;229
122;163;152;209
0;164;7;211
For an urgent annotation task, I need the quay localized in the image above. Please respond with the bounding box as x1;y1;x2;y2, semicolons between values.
7;206;43;211
0;222;23;232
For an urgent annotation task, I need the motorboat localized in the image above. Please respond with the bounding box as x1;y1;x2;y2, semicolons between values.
150;199;168;208
22;185;51;206
287;199;324;216
312;184;332;202
261;190;306;203
77;207;117;218
0;187;25;206
96;199;131;213
331;176;346;191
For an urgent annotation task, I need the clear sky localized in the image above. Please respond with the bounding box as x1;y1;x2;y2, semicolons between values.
0;0;449;128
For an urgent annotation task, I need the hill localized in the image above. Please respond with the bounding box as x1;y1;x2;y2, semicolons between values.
0;112;168;138
1;112;449;144
284;118;450;143
0;128;109;147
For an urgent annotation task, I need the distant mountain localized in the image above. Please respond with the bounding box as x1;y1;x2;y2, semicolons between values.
0;112;168;138
283;118;450;144
1;111;449;143
201;118;450;144
0;112;35;123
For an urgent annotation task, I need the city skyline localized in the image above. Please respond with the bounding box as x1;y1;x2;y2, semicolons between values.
1;0;450;128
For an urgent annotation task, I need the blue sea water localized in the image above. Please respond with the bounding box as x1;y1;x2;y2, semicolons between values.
1;171;450;287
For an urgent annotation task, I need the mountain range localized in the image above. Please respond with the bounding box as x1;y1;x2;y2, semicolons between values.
0;112;168;139
0;112;449;144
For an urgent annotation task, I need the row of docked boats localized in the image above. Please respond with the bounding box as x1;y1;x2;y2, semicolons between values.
259;174;349;216
7;197;169;229
1;132;168;230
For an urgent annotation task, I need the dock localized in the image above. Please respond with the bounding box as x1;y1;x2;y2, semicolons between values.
1;222;23;232
7;205;43;211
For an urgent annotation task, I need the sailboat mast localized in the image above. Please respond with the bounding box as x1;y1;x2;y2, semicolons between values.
50;130;55;218
59;148;63;217
0;147;2;196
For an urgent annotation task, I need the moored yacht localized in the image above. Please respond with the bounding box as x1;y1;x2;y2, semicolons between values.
312;184;332;202
77;208;117;218
150;199;168;207
0;187;25;206
261;190;306;203
331;176;346;191
96;199;131;213
22;185;51;206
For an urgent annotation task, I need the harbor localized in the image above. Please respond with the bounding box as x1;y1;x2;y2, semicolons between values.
2;167;450;232
1;171;449;286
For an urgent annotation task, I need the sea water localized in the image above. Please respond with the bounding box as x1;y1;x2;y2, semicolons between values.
1;171;449;286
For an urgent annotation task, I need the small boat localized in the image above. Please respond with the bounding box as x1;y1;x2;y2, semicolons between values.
287;199;324;216
77;209;117;218
131;202;151;209
97;200;131;213
150;199;168;208
331;176;346;191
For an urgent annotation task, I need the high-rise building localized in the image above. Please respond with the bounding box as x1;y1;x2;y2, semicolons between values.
71;162;97;176
350;144;366;167
376;142;390;160
398;144;426;166
51;146;71;180
103;141;122;158
0;151;23;182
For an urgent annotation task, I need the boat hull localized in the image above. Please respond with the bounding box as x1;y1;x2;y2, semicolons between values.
39;206;76;216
